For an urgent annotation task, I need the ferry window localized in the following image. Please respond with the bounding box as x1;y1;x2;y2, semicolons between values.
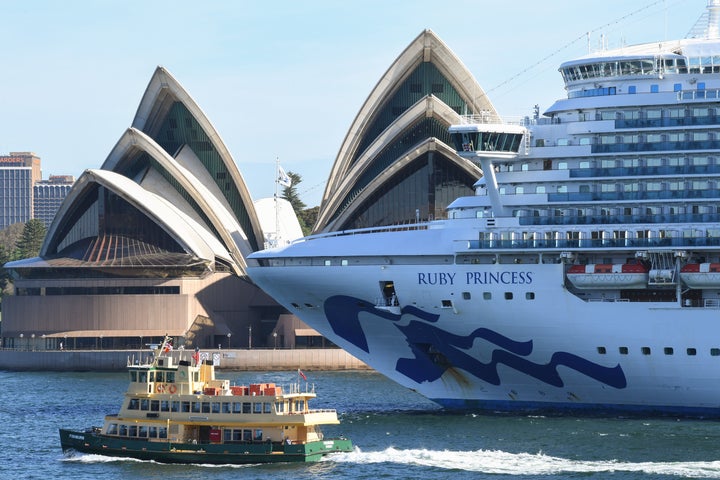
504;292;513;300
712;348;720;356
193;371;199;382
526;292;535;300
107;423;118;435
222;402;231;414
130;371;137;382
687;348;697;356
462;292;471;300
151;400;160;411
295;400;306;412
159;427;167;439
149;372;155;383
224;429;232;442
149;426;158;438
119;425;128;436
138;426;148;438
664;347;674;355
483;292;492;300
233;402;242;414
243;430;253;442
128;398;139;410
641;347;651;355
182;401;191;412
597;347;606;354
192;402;201;413
161;400;170;412
264;403;272;414
201;402;210;413
254;429;263;441
232;429;243;442
243;402;252;414
212;402;221;413
139;371;147;383
275;402;285;413
619;347;629;355
140;399;149;411
171;401;180;412
166;372;175;383
254;403;263;414
129;425;138;437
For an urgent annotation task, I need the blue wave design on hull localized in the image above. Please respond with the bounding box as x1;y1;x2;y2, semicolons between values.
323;295;626;390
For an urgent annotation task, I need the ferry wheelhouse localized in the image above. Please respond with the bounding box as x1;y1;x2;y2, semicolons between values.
59;338;352;464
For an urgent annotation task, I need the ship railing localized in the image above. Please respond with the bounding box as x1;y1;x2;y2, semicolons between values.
704;299;720;308
290;222;430;245
457;113;530;126
463;236;720;251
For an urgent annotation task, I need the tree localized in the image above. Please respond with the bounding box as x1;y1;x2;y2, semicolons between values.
298;206;319;235
15;219;47;260
281;171;306;213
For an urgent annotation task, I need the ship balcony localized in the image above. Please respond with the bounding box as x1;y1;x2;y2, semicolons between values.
462;236;720;251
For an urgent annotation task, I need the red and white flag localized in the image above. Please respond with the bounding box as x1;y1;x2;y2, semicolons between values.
298;369;307;381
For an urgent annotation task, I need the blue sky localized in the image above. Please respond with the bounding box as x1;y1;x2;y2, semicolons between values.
0;0;704;207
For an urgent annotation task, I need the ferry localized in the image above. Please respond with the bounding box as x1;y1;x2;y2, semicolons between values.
59;338;352;464
247;1;720;416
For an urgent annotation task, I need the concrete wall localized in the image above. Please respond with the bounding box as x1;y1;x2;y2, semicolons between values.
0;348;369;372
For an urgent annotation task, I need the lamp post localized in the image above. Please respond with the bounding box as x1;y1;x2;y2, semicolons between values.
227;333;231;349
248;326;252;349
273;331;278;349
31;333;35;351
19;333;23;351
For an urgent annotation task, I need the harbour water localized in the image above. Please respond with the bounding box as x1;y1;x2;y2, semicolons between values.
4;368;720;479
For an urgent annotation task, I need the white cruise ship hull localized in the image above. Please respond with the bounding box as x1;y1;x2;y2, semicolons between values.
248;226;720;415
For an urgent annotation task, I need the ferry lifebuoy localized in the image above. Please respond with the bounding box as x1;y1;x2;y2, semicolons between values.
168;384;177;394
156;384;165;393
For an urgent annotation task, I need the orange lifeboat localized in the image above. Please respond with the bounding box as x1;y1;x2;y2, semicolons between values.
567;263;649;289
679;263;720;288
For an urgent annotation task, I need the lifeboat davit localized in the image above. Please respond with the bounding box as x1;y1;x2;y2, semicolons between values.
679;263;720;288
567;263;649;289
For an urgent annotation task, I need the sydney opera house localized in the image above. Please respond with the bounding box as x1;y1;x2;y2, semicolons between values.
1;30;497;350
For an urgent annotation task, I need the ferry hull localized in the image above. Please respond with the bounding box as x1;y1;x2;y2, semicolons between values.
59;428;352;464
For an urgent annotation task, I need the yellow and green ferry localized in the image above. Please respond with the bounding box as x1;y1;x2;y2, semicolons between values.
59;338;352;464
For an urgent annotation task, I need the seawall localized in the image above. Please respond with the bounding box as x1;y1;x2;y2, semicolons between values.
0;348;370;371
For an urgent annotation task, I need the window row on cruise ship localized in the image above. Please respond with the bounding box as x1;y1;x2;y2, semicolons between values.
560;56;720;83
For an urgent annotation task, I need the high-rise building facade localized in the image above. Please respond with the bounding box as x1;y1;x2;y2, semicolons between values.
33;175;75;228
0;152;42;230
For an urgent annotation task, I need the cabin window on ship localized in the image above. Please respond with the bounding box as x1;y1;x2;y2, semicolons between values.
276;401;285;413
161;400;170;412
254;403;263;414
171;401;180;412
151;400;159;411
233;402;242;413
107;423;118;435
202;402;211;413
212;402;221;413
243;402;251;413
182;401;191;412
128;398;139;410
222;402;231;413
140;399;149;411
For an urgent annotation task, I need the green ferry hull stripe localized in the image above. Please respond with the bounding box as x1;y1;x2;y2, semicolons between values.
59;428;352;464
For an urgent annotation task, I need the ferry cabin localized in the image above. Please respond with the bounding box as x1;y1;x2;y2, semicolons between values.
100;357;336;447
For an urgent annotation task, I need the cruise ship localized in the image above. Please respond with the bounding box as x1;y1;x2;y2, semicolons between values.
248;1;720;415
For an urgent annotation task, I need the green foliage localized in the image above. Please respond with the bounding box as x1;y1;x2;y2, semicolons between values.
280;171;320;236
281;171;307;213
15;219;46;260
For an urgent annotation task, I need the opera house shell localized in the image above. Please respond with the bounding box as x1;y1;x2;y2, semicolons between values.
2;30;497;351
